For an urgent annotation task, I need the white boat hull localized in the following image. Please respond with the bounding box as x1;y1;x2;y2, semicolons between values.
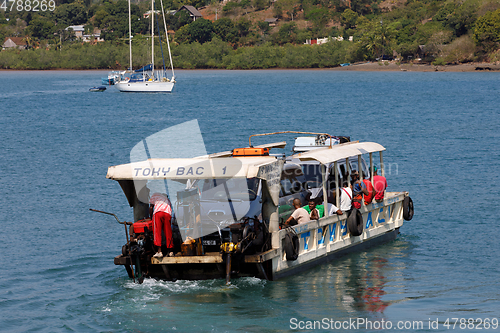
272;192;405;280
116;80;174;92
142;192;407;281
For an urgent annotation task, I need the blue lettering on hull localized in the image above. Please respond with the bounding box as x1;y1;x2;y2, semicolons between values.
328;223;337;242
318;228;324;245
301;232;310;250
366;212;373;229
340;221;347;236
378;208;385;223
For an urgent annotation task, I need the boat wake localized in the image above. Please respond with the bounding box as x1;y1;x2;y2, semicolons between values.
123;276;266;294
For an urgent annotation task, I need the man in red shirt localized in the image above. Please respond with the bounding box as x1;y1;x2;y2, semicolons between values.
372;166;387;202
362;176;375;205
149;193;174;258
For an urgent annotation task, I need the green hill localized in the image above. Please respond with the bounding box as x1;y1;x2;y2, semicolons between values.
1;0;499;69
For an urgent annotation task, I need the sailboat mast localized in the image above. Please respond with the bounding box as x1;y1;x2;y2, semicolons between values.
160;0;175;80
151;0;154;74
128;0;132;70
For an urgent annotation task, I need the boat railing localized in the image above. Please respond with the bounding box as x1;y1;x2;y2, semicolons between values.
277;191;407;266
153;70;172;82
119;70;172;82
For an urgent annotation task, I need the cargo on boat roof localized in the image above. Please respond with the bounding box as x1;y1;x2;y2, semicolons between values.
98;132;414;284
292;141;385;164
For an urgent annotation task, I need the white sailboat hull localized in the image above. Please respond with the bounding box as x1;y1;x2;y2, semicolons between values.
116;80;174;92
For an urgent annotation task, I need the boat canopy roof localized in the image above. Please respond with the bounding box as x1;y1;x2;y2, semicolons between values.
291;142;385;165
135;64;152;72
106;156;281;181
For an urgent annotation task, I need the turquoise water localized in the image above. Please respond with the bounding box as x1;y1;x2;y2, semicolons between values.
0;70;499;332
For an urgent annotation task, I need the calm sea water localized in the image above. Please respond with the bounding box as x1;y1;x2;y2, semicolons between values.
0;69;499;332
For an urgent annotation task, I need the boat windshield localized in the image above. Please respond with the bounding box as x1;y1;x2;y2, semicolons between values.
198;178;259;201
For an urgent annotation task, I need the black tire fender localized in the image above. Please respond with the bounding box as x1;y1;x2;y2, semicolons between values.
284;229;299;261
242;224;254;240
403;196;414;221
347;208;363;237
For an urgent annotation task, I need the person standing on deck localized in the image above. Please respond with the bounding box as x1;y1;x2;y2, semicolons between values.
372;166;387;202
351;170;369;209
340;181;353;213
149;193;174;258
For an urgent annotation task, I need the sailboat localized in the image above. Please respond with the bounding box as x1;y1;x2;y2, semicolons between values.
116;0;175;92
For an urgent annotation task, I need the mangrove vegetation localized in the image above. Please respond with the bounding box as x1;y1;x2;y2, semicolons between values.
1;0;500;69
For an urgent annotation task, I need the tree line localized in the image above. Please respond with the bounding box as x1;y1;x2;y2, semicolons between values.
1;0;500;69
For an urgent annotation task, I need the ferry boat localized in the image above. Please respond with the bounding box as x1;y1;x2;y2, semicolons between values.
101;132;414;283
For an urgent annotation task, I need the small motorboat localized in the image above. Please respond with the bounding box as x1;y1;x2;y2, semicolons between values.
101;71;123;85
89;86;107;92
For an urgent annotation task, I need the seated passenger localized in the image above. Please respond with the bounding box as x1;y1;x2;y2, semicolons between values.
351;170;369;209
340;181;353;213
372;166;387;202
303;199;321;220
362;176;375;205
285;198;311;226
316;190;342;216
327;202;343;216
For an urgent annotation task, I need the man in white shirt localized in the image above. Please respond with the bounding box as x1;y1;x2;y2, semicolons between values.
285;198;310;226
340;181;353;212
327;202;343;216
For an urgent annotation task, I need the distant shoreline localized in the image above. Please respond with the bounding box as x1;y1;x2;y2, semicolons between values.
330;62;500;72
1;62;500;72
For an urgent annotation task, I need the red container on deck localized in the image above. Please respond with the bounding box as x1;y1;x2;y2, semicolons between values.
133;219;153;233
